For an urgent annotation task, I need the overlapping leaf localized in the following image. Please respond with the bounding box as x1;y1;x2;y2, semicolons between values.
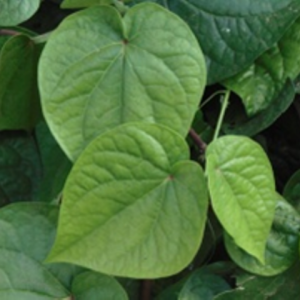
0;34;42;130
0;0;40;26
0;202;71;299
61;0;112;8
225;196;300;276
46;123;208;278
206;135;276;263
36;121;72;203
0;131;41;205
149;0;300;84
71;271;128;300
224;17;300;116
39;3;206;161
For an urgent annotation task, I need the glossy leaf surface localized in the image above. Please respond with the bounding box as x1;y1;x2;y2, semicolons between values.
206;135;276;262
39;3;206;161
155;0;300;84
223;80;295;136
72;271;128;300
0;0;40;26
283;169;300;212
224;17;300;116
225;196;300;276
47;123;208;278
178;268;230;300
215;262;300;299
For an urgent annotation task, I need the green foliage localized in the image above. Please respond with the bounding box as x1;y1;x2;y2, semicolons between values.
1;0;300;299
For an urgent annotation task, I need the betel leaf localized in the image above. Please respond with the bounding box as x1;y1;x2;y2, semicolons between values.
61;0;113;8
157;0;300;84
223;80;295;137
214;261;300;300
72;271;128;300
36;121;72;203
206;135;276;263
46;123;208;278
0;0;40;26
0;202;70;299
224;195;300;276
0;34;42;130
283;169;300;212
223;17;300;116
0;131;41;205
178;268;230;300
39;3;206;161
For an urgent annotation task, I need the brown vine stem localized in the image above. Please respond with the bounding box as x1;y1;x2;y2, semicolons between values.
0;29;20;36
189;128;207;154
140;279;153;300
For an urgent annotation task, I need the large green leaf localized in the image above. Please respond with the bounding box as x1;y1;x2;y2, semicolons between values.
223;80;295;137
39;3;206;161
0;34;42;130
36;121;72;203
206;135;276;263
224;196;300;276
151;0;300;84
0;131;41;205
46;123;208;278
214;261;300;300
72;271;128;300
178;268;230;300
0;0;40;26
224;17;300;116
0;202;70;299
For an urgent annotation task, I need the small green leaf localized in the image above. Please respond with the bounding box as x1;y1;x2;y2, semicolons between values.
0;34;42;130
46;123;208;278
0;131;41;205
283;169;300;212
178;268;230;300
72;271;128;300
206;135;276;263
61;0;113;8
39;3;206;161
0;202;70;299
223;80;295;137
36;121;72;203
155;0;300;84
224;195;300;276
0;0;40;26
223;17;300;116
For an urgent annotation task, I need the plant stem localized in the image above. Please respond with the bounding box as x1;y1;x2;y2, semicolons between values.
32;31;52;44
213;90;230;141
140;280;152;300
0;29;20;36
200;90;227;109
189;128;207;154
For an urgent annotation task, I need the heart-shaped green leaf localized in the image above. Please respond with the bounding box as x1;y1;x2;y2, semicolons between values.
0;202;71;299
72;271;128;300
206;135;276;263
0;0;40;26
46;123;208;278
224;195;300;276
39;3;206;161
